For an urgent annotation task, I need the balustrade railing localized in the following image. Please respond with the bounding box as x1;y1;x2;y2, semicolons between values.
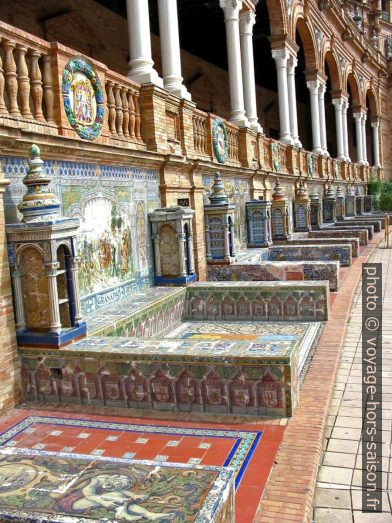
192;109;209;156
0;21;144;148
105;72;142;143
226;123;239;161
0;28;55;129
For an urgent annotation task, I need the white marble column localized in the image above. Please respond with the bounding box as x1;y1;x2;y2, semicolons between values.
158;0;191;100
371;119;381;167
342;99;350;162
307;80;323;154
272;48;292;145
126;0;163;86
353;112;364;164
361;113;369;166
239;10;262;132
332;98;345;160
220;0;249;127
318;82;328;156
287;56;301;147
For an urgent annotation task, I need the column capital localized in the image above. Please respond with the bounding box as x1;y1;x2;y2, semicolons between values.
353;112;362;121
239;10;256;35
331;98;344;109
318;82;327;96
271;48;290;66
287;55;298;73
371;118;380;128
220;0;242;20
306;79;321;95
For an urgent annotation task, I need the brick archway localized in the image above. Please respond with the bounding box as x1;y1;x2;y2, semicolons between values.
346;72;361;110
365;88;380;120
295;18;318;74
324;50;342;92
265;0;287;37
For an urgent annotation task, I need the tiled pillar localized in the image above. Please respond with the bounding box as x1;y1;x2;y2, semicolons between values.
46;262;61;332
70;257;83;323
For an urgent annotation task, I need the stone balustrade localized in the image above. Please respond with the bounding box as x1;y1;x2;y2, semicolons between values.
0;21;145;149
105;71;142;145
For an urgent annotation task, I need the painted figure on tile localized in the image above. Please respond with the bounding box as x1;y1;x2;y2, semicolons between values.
136;201;148;275
71;78;95;125
57;471;176;521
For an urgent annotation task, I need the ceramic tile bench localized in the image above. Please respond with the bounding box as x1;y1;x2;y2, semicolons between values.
207;260;340;291
268;244;352;267
335;219;381;233
284;237;359;257
308;229;369;246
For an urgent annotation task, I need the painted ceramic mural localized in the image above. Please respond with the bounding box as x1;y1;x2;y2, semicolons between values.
0;451;231;522
2;156;161;307
203;175;250;251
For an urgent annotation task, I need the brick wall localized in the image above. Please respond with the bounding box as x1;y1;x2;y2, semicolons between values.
0;173;21;414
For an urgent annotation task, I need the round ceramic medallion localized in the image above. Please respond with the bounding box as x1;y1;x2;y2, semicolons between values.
62;57;104;140
212;118;228;164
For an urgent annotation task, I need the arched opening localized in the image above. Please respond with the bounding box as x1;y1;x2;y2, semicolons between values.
19;246;50;330
159;224;179;276
295;26;313;150
57;244;74;328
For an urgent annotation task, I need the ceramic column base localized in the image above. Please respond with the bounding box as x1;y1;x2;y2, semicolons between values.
16;322;87;348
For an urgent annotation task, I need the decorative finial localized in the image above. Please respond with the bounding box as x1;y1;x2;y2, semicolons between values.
18;144;60;223
272;178;286;201
325;183;336;200
295;180;308;200
208;172;229;205
347;184;356;196
335;185;344;198
355;185;361;196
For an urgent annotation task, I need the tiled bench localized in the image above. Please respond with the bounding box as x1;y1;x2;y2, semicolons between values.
308;229;369;247
208;260;340;291
268;244;352;267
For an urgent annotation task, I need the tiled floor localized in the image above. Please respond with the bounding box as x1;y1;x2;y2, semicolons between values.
0;408;284;523
313;241;392;522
